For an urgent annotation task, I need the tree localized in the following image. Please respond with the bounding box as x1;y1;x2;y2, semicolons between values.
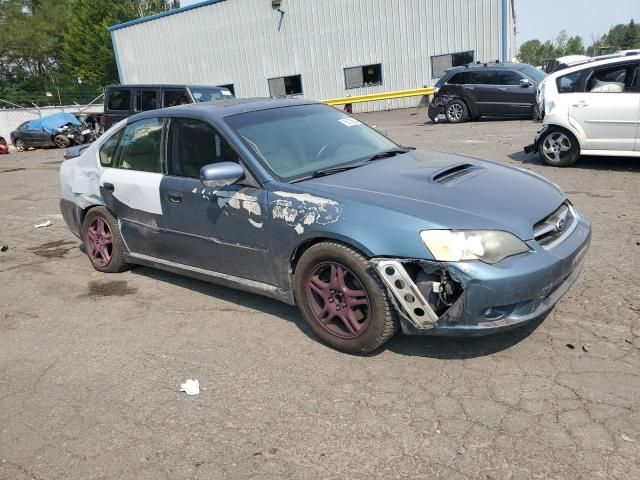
517;39;543;65
565;36;585;55
62;0;180;88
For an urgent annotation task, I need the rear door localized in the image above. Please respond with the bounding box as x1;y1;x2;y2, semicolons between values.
567;61;640;151
160;117;274;284
463;70;499;115
99;117;167;257
496;69;534;115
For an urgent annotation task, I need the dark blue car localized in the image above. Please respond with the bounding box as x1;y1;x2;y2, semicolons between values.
60;98;590;353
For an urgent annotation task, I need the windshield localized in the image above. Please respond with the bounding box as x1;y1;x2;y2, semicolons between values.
225;104;398;180
520;65;547;82
189;87;233;102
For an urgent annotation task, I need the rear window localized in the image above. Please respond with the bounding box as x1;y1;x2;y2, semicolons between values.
107;89;131;111
519;65;547;82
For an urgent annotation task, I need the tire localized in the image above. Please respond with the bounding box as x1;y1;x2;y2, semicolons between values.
294;242;398;354
445;99;469;123
81;206;129;273
14;138;25;152
538;128;580;167
54;134;70;149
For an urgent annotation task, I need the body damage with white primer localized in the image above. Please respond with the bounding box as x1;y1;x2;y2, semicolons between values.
193;188;263;228
270;191;341;234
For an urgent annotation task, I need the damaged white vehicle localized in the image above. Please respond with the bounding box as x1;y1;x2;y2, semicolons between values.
61;98;590;353
527;54;640;166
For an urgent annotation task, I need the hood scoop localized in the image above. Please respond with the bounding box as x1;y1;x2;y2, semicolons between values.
431;163;483;185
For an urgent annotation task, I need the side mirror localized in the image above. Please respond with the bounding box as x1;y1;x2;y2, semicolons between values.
520;78;531;88
199;162;245;188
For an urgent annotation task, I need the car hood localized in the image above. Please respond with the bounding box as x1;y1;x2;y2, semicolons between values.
300;150;565;240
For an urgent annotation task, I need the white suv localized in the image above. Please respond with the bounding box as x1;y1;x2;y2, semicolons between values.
526;55;640;166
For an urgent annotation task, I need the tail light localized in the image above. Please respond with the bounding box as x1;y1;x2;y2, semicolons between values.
99;116;106;126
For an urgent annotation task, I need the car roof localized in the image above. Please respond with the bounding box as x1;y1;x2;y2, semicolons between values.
445;62;532;74
546;54;640;79
105;84;229;89
124;97;320;123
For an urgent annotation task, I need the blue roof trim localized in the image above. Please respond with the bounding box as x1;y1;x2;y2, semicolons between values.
108;0;226;32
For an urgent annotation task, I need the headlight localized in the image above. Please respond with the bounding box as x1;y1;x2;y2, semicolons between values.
420;230;529;264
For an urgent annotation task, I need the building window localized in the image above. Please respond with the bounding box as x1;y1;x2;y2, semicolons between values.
268;75;303;97
344;63;383;89
217;84;235;96
431;51;474;78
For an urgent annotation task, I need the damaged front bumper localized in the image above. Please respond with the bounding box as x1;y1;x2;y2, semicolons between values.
371;213;591;336
524;126;549;154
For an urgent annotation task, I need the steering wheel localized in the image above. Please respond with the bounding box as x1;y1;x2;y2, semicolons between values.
315;142;340;162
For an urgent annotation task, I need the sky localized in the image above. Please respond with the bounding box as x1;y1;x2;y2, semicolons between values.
180;0;638;50
514;0;636;48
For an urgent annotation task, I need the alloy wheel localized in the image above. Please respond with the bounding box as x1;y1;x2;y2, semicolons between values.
85;216;113;267
447;103;463;121
14;139;25;152
306;262;371;339
542;132;572;163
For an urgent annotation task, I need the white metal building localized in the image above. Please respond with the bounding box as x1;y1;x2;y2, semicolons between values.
109;0;516;112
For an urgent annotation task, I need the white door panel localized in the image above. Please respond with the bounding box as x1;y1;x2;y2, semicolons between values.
568;92;640;151
100;168;163;215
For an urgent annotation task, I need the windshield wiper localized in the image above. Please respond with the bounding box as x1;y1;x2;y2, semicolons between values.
366;147;414;161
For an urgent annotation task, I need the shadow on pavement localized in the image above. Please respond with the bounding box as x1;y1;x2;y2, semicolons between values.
133;265;540;359
510;151;640;173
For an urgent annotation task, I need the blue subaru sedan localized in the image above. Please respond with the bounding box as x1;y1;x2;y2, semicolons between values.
60;98;590;354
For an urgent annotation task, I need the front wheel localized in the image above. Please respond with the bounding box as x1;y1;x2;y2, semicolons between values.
82;207;129;273
539;129;580;167
294;242;398;354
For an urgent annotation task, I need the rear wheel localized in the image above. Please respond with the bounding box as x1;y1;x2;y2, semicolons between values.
445;99;469;123
294;242;398;354
54;134;70;149
14;138;25;152
539;128;580;167
82;207;129;273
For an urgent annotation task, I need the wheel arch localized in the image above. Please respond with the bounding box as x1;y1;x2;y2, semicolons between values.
447;96;476;118
289;234;374;275
539;123;584;150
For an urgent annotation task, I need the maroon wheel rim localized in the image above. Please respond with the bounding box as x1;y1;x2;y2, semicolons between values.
306;262;371;339
85;216;113;267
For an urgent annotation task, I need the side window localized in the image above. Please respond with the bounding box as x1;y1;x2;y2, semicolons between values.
163;89;190;107
497;70;524;85
630;65;640;92
586;64;635;93
467;70;496;84
18;121;30;130
557;71;586;93
107;89;131;111
115;118;163;173
136;89;158;111
99;129;124;167
447;72;467;84
168;118;240;178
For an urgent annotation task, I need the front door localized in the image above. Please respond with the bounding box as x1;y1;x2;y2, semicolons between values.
159;117;274;285
98;117;168;258
496;69;535;116
569;62;640;151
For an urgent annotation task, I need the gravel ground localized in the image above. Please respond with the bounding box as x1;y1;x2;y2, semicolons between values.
0;110;639;480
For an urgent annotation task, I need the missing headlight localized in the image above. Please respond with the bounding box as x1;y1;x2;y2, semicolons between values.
415;268;463;317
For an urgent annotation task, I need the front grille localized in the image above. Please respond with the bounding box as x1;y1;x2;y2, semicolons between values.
533;202;576;249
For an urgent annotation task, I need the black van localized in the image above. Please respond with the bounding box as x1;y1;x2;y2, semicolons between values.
102;84;234;130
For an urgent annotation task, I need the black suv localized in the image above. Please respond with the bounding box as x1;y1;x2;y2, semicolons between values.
102;84;234;130
428;62;547;123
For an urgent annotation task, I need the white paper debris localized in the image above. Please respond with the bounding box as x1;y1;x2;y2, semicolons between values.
620;434;636;443
180;379;200;395
34;220;52;229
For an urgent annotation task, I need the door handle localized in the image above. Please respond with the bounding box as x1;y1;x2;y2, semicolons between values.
571;103;588;108
167;192;183;203
497;87;507;91
103;182;114;192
